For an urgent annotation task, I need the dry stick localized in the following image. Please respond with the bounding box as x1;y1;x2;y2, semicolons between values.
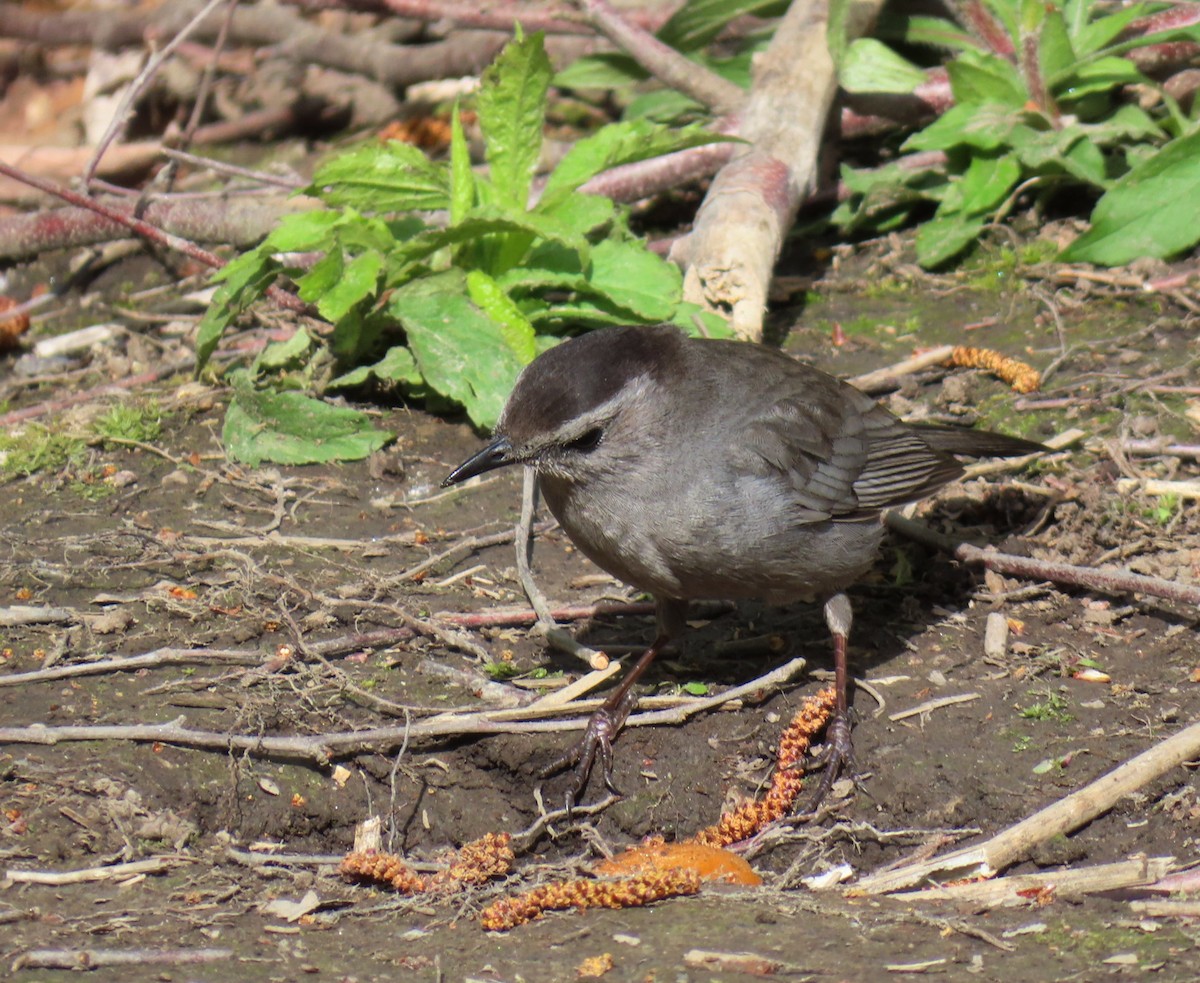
0;648;261;689
12;949;232;972
439;600;659;628
854;716;1200;894
671;0;886;341
514;469;609;670
890;856;1176;906
6;856;194;885
0;657;808;763
884;512;1200;609
847;346;955;395
574;0;744;114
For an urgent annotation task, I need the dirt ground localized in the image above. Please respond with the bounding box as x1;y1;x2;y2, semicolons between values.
1;254;1199;982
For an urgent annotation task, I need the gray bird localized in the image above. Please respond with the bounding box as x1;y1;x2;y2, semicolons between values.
443;323;1042;811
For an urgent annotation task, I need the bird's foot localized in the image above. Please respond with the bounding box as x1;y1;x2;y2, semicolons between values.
539;696;634;816
800;709;856;815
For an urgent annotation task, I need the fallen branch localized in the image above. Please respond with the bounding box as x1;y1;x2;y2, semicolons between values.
884;512;1200;609
12;948;231;972
889;855;1175;906
6;856;195;886
0;657;808;763
854;715;1200;893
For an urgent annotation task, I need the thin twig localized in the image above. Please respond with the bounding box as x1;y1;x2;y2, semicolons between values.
885;513;1200;609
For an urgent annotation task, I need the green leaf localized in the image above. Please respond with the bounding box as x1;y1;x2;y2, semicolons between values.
658;0;787;51
1074;2;1149;55
296;250;343;305
949;153;1021;214
585;239;681;320
1061;129;1200;264
916;213;987;267
905;103;1026;152
900;14;983;52
671;302;735;338
260;210;341;252
554;52;645;89
449;103;474;226
316;251;383;323
388;274;527;428
478;29;552;211
1054;55;1144;100
329;345;423;389
196;250;279;371
946;51;1027;107
254;328;312;371
1038;8;1077;83
223;369;393;465
839;39;927;94
537;192;615;236
310;142;450;212
623;88;704;123
540;120;737;210
393;207;590;272
466;270;537;363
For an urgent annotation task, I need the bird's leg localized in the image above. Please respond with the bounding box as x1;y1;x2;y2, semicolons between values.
804;592;856;811
541;598;686;815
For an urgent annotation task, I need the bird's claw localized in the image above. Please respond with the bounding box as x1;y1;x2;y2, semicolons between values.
540;706;624;818
800;710;856;815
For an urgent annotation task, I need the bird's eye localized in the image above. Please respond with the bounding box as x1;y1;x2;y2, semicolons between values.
564;427;603;453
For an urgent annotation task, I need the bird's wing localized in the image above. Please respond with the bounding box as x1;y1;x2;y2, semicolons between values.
741;387;962;521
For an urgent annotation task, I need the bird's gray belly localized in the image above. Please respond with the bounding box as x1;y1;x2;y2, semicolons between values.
540;475;884;603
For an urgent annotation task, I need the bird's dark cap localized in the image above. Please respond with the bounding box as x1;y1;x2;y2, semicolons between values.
499;324;685;443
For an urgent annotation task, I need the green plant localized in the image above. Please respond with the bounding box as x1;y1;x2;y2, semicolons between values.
0;425;85;477
832;0;1200;267
91;400;163;446
198;29;734;465
1019;689;1074;722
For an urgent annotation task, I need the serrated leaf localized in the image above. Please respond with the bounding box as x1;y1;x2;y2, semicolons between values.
223;370;392;465
840;39;927;94
1061;129;1200;264
585;239;681;319
905;103;1025;152
1074;2;1150;55
296;250;343;305
539;120;737;210
478;29;551;210
388;274;526;428
311;142;450;212
623;88;704;123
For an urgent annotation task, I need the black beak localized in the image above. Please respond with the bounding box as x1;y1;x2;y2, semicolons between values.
441;436;515;487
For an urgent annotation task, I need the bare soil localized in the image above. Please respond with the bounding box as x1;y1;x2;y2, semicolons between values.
1;255;1198;982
